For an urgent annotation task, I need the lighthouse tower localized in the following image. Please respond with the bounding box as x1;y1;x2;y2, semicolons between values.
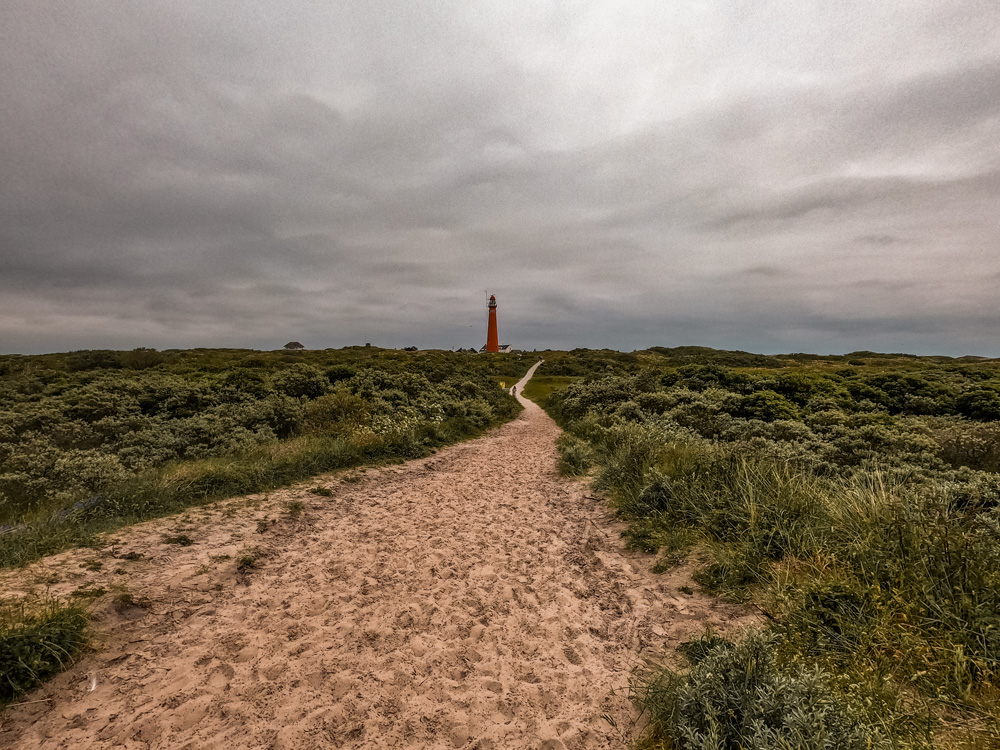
486;295;499;353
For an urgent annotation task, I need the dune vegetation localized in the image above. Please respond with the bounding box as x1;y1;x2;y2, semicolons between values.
540;348;1000;748
4;344;1000;747
0;346;530;568
0;346;530;705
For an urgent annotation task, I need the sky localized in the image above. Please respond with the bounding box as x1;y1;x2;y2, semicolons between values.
2;1;999;356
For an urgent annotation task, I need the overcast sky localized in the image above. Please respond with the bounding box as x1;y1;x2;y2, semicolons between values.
2;1;999;356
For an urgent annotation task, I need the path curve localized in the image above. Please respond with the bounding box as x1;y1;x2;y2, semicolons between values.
1;362;753;749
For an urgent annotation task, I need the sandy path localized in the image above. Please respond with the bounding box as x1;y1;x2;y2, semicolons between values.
1;362;754;749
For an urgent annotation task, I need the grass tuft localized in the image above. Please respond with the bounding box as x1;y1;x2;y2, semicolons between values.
235;546;260;572
0;598;88;705
161;533;194;546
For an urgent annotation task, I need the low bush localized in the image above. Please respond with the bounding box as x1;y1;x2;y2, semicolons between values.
236;546;260;572
635;629;890;750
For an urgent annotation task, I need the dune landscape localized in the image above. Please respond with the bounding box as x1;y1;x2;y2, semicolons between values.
0;364;754;748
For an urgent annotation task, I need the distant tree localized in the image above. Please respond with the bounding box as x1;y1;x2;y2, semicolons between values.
325;365;355;384
283;342;305;350
403;346;418;352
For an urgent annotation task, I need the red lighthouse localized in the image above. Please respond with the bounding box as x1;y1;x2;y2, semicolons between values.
486;295;499;353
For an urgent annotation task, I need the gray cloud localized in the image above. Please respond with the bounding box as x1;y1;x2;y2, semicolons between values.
2;1;1000;355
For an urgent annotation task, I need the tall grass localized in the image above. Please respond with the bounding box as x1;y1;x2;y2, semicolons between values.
0;598;88;705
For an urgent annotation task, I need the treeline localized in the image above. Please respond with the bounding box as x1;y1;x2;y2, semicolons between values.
543;356;1000;748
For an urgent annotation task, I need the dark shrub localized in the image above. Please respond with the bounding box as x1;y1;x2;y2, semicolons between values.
737;390;799;422
302;391;369;433
556;434;593;476
272;364;328;399
956;388;1000;421
65;350;123;371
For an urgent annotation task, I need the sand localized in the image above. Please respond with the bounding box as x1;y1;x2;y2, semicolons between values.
0;362;755;749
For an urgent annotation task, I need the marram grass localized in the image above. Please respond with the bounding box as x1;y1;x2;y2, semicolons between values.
0;597;88;705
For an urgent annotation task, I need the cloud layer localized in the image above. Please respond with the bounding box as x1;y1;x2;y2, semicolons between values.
2;1;999;355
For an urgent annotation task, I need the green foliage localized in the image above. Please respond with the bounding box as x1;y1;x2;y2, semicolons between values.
932;420;1000;473
301;390;369;433
271;363;328;399
556;433;593;476
64;350;123;371
956;388;1000;421
120;348;163;370
0;598;88;704
636;629;890;750
0;347;529;567
592;422;666;508
538;353;1000;746
737;390;799;422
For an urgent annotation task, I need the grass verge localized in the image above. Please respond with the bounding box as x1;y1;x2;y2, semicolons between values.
0;413;519;570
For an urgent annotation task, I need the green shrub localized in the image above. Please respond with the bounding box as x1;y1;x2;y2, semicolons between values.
691;542;767;599
635;629;889;750
301;390;369;433
236;546;260;572
64;350;123;372
0;598;88;704
556;434;593;476
271;363;328;399
933;421;1000;473
593;422;664;507
120;348;163;370
956;389;1000;421
737;390;800;422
